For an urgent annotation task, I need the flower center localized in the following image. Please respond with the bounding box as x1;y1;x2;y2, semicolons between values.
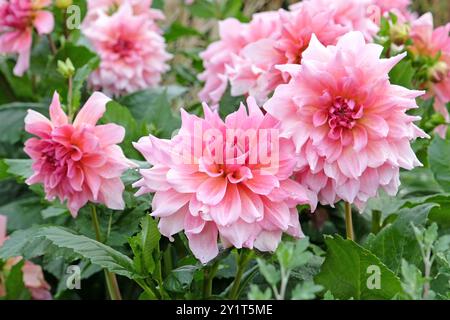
112;38;134;56
328;97;363;131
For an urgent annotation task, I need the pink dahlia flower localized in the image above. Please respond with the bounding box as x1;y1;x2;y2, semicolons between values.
133;97;317;263
372;0;411;17
264;32;428;210
410;13;450;137
0;0;54;76
24;92;133;217
198;13;280;106
0;215;52;300
292;0;379;41
84;0;164;31
82;4;171;97
227;4;348;103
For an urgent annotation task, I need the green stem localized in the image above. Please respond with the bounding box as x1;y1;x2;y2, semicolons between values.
47;34;57;55
90;205;122;300
371;210;382;234
228;250;254;300
203;260;220;299
344;202;355;241
67;76;74;122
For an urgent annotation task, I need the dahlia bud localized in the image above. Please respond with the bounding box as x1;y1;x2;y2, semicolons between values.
57;58;75;78
428;61;449;83
390;23;410;46
55;0;73;9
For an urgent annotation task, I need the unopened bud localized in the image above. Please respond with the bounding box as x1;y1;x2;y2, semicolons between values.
428;61;449;83
55;0;73;9
57;58;75;78
390;23;410;46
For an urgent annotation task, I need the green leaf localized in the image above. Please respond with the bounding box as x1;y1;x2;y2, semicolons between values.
366;203;438;274
118;88;182;139
165;22;202;42
219;87;244;119
389;60;415;88
4;259;31;300
257;259;280;286
0;103;47;144
102;101;144;159
247;285;272;300
291;280;323;300
71;56;100;109
3;159;33;181
0;59;34;100
164;265;198;293
315;236;402;300
129;215;160;275
429;136;450;192
0;226;137;279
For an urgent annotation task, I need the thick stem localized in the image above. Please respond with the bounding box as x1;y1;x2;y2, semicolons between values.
203;260;219;299
344;202;355;241
228;250;254;300
90;205;122;300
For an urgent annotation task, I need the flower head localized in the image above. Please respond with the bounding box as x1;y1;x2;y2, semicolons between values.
264;32;428;210
0;0;54;76
0;215;52;300
292;0;379;41
410;13;450;137
84;0;164;30
24;92;133;217
133;97;317;263
82;4;171;96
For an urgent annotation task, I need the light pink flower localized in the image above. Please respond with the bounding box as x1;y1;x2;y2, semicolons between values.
410;13;450;137
84;0;164;30
197;16;269;106
82;4;171;97
264;32;428;210
372;0;411;16
0;215;52;300
133;97;317;263
292;0;379;41
0;0;54;76
24;92;133;217
227;4;348;103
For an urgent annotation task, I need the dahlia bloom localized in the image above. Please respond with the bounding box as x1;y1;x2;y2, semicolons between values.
264;32;428;209
372;0;411;16
84;0;164;30
198;13;280;105
133;97;317;263
0;215;52;300
82;4;171;97
24;92;133;217
410;13;450;137
227;4;348;103
291;0;379;41
0;0;54;76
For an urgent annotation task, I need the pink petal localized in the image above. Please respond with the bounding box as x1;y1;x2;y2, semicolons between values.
73;92;111;127
159;206;188;241
254;230;282;252
33;11;54;35
196;177;227;206
209;184;241;226
49;92;68;126
186;222;219;264
151;190;191;217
